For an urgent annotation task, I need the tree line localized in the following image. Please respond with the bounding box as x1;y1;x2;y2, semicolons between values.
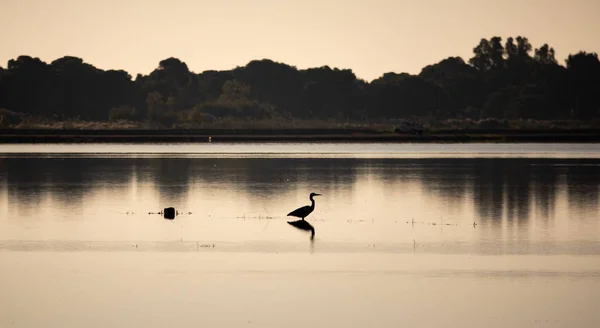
0;36;599;126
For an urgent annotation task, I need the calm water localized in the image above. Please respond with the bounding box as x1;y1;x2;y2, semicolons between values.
1;143;599;328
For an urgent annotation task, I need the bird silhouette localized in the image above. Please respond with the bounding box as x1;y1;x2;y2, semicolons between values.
287;192;321;220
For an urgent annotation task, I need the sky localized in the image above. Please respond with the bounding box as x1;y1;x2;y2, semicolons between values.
1;0;599;81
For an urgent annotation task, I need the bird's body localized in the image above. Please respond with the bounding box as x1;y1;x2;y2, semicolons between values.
287;192;321;220
287;205;312;218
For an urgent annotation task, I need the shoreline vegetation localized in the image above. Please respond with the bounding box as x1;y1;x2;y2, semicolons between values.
1;118;599;143
1;35;600;142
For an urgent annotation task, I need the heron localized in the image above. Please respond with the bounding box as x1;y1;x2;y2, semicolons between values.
287;192;321;220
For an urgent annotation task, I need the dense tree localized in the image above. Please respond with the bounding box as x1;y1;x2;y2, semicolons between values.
369;73;447;118
136;57;199;114
0;36;598;126
197;70;234;101
469;39;494;72
465;35;572;120
232;59;304;117
419;57;484;117
516;37;533;59
566;52;600;118
489;36;505;69
0;56;56;116
505;37;518;60
534;44;557;65
301;66;366;119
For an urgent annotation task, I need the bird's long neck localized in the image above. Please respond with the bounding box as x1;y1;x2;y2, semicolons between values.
310;196;315;209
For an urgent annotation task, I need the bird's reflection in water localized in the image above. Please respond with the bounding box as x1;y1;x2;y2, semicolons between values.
287;219;315;241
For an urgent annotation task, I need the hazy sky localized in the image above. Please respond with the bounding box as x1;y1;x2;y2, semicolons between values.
1;0;599;81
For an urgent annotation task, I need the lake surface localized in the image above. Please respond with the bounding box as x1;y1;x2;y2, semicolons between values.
1;143;599;327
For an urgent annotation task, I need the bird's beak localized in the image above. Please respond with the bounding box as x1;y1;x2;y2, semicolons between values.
315;193;322;196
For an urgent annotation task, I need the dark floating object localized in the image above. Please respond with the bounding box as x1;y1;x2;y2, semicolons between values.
164;207;176;219
287;192;321;220
288;219;315;240
148;208;190;217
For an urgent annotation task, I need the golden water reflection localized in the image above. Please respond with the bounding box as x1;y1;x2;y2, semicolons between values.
0;157;599;254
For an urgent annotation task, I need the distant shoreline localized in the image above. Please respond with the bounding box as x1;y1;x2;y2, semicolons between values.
1;129;599;143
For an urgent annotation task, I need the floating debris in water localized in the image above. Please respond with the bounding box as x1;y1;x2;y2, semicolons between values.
164;207;176;219
405;219;459;227
196;241;215;249
236;214;274;220
147;208;193;218
346;219;366;223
